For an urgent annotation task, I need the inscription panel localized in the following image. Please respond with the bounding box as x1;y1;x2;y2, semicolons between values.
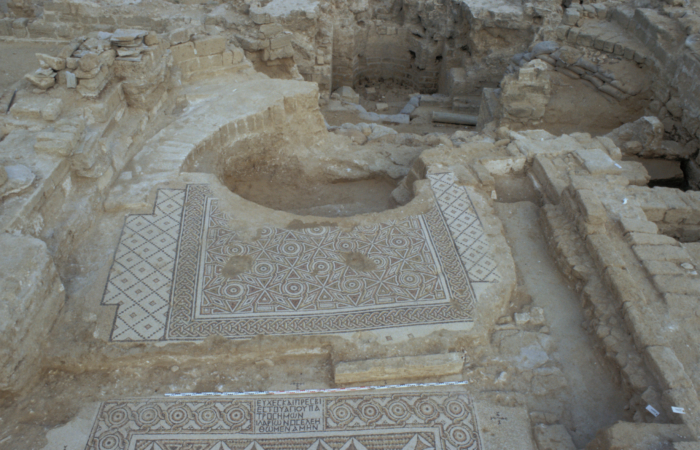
255;398;324;433
84;390;481;450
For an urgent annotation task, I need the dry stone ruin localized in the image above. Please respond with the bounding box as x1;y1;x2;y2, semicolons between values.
1;0;700;448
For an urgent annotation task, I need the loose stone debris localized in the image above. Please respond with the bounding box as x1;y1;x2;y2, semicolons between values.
1;0;700;449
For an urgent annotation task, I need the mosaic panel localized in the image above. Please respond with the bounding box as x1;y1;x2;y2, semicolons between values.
84;390;481;450
102;189;185;341
428;173;500;284
103;172;499;341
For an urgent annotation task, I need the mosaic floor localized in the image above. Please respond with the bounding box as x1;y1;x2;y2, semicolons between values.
83;389;482;450
102;172;500;341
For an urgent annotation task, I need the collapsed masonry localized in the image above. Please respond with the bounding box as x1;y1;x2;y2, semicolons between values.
1;0;700;449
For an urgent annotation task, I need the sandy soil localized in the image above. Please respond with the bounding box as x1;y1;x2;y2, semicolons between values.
496;200;629;446
0;41;64;107
226;175;399;217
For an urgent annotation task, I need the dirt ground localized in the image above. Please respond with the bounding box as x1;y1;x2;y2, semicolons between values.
495;199;629;446
0;41;64;107
227;174;399;217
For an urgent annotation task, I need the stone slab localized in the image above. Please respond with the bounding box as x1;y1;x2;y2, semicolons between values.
334;353;463;384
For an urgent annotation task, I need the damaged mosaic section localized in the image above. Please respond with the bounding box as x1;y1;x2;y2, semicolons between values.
102;174;500;342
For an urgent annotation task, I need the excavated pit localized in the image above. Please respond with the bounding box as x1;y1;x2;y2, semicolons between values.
225;173;398;217
3;0;700;448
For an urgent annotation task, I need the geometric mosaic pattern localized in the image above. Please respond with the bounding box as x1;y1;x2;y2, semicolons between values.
166;184;473;340
428;172;500;284
199;205;451;315
83;390;481;450
101;189;185;341
102;173;499;341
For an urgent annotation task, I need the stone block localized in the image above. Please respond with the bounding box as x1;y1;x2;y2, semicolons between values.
25;73;55;90
270;33;292;50
532;155;567;204
652;275;700;295
0;234;65;392
587;234;625;270
79;52;100;72
631;190;667;222
334;353;463;384
563;8;580;26
66;57;79;70
334;86;360;104
232;48;244;64
626;232;679;247
194;35;226;56
604;266;646;307
34;135;75;156
260;23;283;38
575;148;622;175
633;244;690;263
574;189;607;225
222;50;233;66
42;98;63;121
0;166;6;186
645;346;693;390
36;53;65;71
653;187;694;224
643;260;688;276
618;161;650;186
620;217;658;234
169;27;194;46
170;42;196;63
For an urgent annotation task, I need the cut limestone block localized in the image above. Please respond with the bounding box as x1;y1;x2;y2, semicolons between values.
194;36;226;56
0;233;65;392
334;352;463;384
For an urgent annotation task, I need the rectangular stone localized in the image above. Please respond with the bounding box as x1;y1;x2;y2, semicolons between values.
620;217;658;234
170;42;196;63
626;232;680;246
260;23;283;37
654;187;693;224
635;193;667;222
270;34;292;50
575;189;607;225
587;234;625;270
643;260;687;276
652;275;700;295
633;245;691;263
574;148;622;175
645;346;693;390
604;266;646;307
194;35;226;56
198;54;222;70
334;353;463;384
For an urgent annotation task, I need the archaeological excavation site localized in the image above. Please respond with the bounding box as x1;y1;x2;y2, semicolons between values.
3;0;700;447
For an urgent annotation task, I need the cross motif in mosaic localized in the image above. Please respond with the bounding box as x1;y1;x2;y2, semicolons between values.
428;172;500;283
102;189;185;341
83;390;482;450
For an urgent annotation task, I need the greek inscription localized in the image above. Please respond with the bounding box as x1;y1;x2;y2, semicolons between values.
254;398;324;433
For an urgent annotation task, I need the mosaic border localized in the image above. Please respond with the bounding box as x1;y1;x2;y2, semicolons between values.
165;185;474;340
83;390;482;450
